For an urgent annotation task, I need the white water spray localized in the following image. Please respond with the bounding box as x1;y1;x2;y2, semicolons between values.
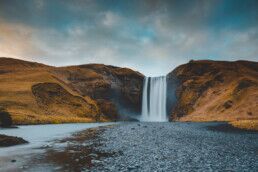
141;76;168;122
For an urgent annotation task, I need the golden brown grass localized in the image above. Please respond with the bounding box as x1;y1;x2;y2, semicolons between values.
11;112;109;125
172;60;258;122
230;120;258;131
0;59;104;125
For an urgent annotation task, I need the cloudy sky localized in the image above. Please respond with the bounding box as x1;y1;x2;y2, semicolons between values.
0;0;258;76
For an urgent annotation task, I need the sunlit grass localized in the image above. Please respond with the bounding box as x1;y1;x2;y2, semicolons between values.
230;120;258;131
12;114;109;125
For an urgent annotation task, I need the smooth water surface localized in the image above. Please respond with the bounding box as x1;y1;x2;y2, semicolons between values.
0;123;113;156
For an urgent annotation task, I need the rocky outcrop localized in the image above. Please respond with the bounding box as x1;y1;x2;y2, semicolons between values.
96;99;118;120
167;60;258;122
0;134;28;147
0;107;12;127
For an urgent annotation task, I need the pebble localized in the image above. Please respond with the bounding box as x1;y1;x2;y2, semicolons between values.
89;153;98;158
91;159;101;164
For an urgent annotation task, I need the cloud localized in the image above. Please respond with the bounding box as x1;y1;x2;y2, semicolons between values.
0;0;257;76
0;20;45;61
102;11;120;27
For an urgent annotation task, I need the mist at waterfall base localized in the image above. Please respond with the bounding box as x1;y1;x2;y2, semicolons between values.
141;76;168;122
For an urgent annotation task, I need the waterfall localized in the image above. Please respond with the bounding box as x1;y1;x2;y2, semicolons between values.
141;76;168;122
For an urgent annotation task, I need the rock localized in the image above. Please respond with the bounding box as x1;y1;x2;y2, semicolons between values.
20;165;29;169
0;134;28;147
0;108;12;127
127;166;136;170
89;153;98;158
54;166;62;170
91;159;101;164
223;100;233;109
42;143;52;148
96;99;118;120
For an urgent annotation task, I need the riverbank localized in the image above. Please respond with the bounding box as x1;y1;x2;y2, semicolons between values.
0;121;255;148
3;114;109;126
1;120;256;148
20;122;258;171
230;120;258;131
0;123;114;172
175;120;258;132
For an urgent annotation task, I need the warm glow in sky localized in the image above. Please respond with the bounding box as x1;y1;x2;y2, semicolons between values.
0;0;258;76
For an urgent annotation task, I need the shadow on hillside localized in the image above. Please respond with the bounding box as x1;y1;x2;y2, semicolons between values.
207;123;257;134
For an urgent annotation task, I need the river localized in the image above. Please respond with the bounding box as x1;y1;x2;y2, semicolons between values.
0;123;114;171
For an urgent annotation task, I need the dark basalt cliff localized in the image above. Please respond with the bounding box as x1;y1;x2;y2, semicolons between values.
0;57;143;125
167;60;258;122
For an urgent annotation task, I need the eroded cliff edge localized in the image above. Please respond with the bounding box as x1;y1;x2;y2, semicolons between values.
167;60;258;122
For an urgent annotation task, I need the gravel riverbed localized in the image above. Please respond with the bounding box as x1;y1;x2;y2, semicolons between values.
13;122;258;172
91;122;258;172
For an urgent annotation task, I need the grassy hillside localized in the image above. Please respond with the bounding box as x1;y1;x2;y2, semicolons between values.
0;57;143;125
168;60;258;124
0;58;105;125
1;57;257;128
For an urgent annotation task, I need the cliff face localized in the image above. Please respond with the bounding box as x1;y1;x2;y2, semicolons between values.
167;60;258;122
0;57;143;125
53;64;144;120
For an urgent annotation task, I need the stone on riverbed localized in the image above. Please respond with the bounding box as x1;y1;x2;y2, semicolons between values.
0;134;28;147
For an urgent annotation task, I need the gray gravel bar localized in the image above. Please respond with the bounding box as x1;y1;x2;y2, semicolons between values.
91;122;258;172
22;122;258;172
